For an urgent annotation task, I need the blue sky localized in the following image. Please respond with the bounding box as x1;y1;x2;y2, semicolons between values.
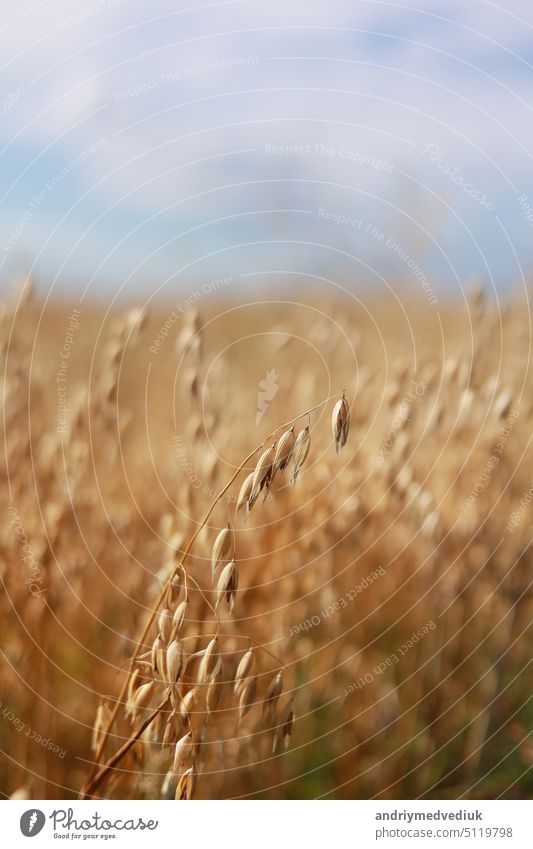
1;0;533;301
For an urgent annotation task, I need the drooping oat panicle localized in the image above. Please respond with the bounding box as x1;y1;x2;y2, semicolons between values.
331;392;350;454
290;425;311;484
234;647;255;696
80;387;366;799
249;443;276;506
271;427;295;483
263;670;283;719
272;698;295;752
211;524;233;576
236;472;254;516
215;559;238;612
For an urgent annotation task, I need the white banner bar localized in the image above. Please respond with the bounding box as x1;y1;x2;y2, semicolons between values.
2;800;530;848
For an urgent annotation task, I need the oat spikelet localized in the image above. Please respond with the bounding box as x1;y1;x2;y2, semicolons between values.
263;670;283;719
91;702;112;753
247;483;261;513
127;668;141;710
211;524;233;576
290;425;310;484
215;559;238;612
175;766;196;800
150;633;165;676
238;675;257;727
236;472;254;516
162;711;178;747
169;683;180;712
194;724;209;767
126;305;149;340
198;637;218;683
206;661;224;719
158;607;173;643
129;680;154;723
178;688;197;724
171;599;188;638
249;443;275;506
161;769;174;798
272;698;295;752
234;647;255;696
172;730;194;774
166;572;182;607
166;638;183;685
271;427;295;484
332;392;350;454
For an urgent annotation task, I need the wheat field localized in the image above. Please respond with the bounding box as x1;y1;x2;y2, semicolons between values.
1;280;531;800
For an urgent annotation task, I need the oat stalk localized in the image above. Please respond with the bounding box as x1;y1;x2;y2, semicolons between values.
80;392;341;798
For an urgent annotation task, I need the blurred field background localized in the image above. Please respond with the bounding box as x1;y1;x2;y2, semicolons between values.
1;280;531;799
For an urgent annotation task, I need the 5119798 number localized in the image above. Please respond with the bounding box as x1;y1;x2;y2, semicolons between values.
462;828;513;838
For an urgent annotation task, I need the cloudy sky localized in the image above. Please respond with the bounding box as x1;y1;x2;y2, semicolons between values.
1;0;532;301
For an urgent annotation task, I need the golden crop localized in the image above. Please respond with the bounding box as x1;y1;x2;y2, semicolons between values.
1;282;531;799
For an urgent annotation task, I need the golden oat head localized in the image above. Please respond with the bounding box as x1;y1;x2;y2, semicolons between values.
211;524;233;576
290;426;311;485
331;392;350;454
